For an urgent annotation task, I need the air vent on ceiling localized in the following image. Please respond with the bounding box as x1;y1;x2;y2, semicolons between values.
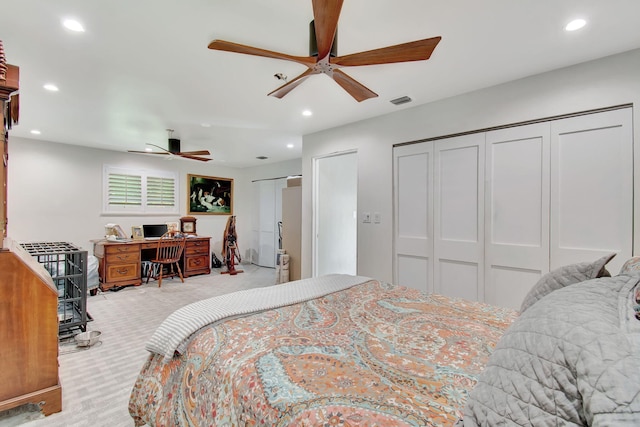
256;156;268;160
390;96;412;106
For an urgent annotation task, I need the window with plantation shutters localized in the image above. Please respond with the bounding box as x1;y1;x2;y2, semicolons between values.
108;173;142;207
103;165;178;214
146;176;175;207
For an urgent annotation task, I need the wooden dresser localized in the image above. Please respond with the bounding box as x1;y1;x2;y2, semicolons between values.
0;50;61;416
0;239;62;416
94;237;211;290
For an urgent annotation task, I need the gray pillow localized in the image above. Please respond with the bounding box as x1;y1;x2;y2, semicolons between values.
519;253;616;313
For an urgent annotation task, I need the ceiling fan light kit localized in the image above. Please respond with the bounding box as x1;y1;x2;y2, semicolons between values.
207;0;441;102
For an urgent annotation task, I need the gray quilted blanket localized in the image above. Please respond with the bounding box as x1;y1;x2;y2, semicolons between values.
463;274;640;426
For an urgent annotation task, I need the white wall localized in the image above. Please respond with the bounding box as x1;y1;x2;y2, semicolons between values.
7;137;301;259
302;48;640;282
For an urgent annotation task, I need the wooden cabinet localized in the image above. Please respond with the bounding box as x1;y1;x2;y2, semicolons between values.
1;62;19;245
102;243;141;288
0;239;62;416
0;54;60;416
183;237;210;277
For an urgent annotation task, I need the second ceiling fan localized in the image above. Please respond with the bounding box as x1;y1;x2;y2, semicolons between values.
128;129;212;162
208;0;441;102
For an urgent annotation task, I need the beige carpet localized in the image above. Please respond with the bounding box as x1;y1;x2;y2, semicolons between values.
0;264;277;427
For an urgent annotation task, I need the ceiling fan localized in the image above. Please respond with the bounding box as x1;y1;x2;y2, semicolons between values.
128;129;212;162
207;0;441;102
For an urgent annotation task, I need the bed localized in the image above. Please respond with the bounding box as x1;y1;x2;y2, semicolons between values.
128;274;516;426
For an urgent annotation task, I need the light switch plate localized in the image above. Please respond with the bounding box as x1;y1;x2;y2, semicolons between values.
363;212;371;223
373;212;381;223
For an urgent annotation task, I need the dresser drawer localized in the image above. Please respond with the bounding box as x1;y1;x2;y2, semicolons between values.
105;262;140;282
185;240;209;255
105;244;140;255
185;254;209;272
105;251;140;264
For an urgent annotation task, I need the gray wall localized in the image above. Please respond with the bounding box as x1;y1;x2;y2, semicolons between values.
302;48;640;282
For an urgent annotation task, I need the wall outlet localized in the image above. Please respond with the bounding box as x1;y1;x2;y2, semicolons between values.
362;212;371;223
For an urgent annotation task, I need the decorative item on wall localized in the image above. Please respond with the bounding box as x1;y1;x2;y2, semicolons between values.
179;216;197;235
188;174;233;215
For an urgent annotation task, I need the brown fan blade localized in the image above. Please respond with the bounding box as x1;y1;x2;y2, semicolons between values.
146;143;171;153
179;153;212;162
268;69;317;99
177;150;211;156
128;150;169;155
208;40;315;67
331;69;378;102
312;0;343;59
332;36;442;67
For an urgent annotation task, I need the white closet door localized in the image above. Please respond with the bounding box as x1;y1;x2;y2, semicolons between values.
393;142;433;293
551;108;633;274
484;123;550;309
434;134;485;301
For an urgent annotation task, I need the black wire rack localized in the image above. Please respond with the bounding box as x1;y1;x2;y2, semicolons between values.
19;241;91;338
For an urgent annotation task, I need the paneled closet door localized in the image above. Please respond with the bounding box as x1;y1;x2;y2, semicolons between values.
550;108;633;274
434;134;485;301
484;123;550;309
393;142;433;293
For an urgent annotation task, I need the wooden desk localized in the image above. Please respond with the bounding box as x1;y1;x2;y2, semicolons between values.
93;237;210;291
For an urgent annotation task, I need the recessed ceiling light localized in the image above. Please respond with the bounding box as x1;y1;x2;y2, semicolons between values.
302;110;312;117
145;147;153;152
200;123;211;128
287;144;294;149
63;19;85;32
43;83;59;92
30;130;41;135
565;18;586;32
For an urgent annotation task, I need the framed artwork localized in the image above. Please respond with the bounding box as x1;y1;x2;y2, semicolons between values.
188;174;233;215
131;225;144;240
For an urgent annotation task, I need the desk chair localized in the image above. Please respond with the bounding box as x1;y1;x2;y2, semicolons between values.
146;233;186;287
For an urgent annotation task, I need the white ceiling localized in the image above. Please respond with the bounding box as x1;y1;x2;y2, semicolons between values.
2;0;640;167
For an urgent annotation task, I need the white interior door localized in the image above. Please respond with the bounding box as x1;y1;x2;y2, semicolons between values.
434;134;485;301
550;108;633;274
314;151;357;277
251;178;286;268
484;123;550;309
393;142;433;293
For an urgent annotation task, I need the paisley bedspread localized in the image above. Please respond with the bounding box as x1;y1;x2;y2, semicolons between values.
129;279;516;426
